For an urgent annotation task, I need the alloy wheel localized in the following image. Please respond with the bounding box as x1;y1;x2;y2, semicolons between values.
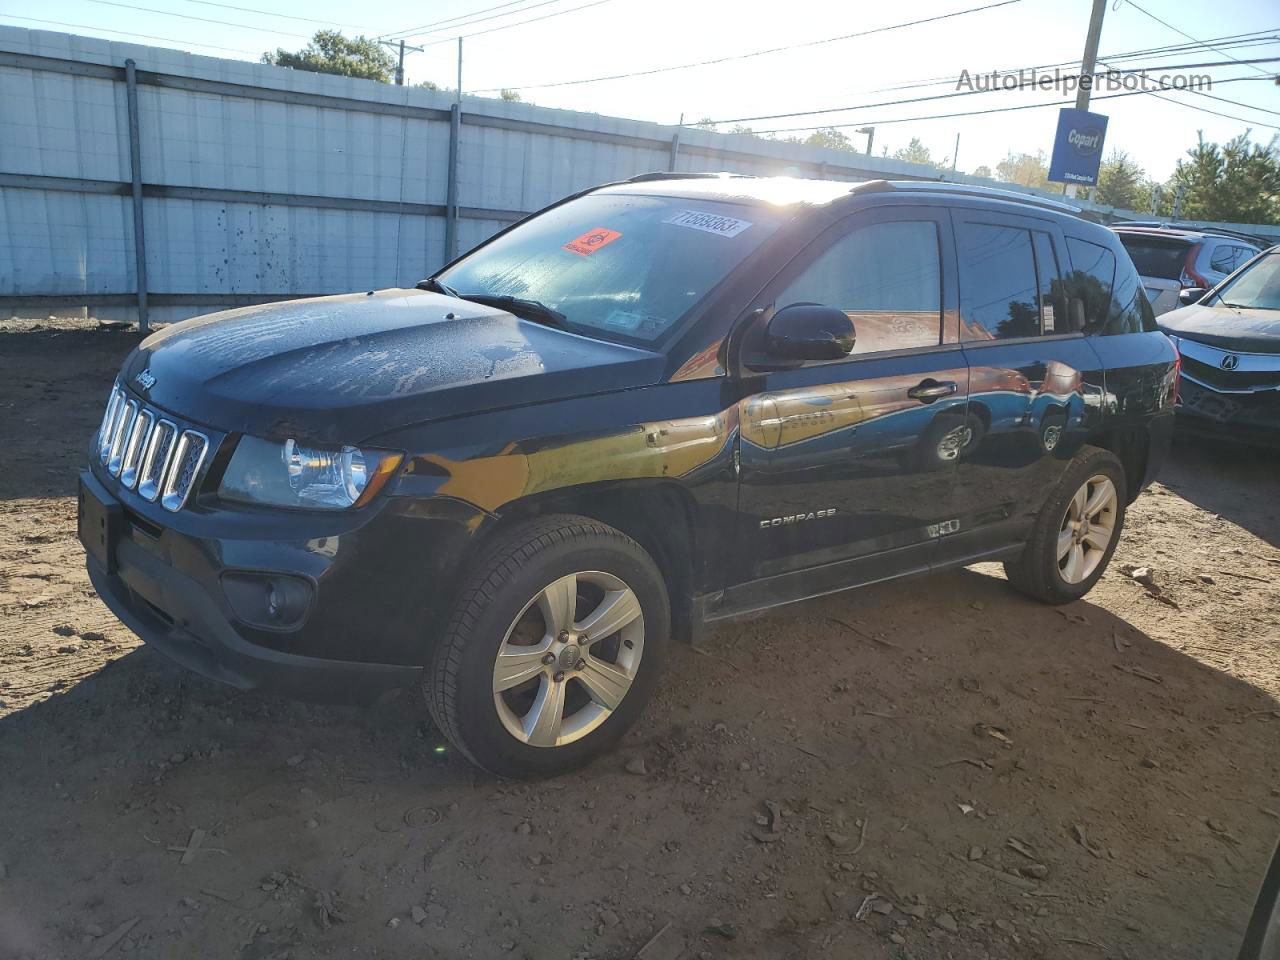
1057;474;1118;584
492;571;644;748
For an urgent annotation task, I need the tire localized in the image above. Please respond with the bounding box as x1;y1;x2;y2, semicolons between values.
425;514;669;778
1003;447;1127;604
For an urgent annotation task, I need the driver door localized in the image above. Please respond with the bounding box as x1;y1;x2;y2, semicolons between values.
729;207;969;609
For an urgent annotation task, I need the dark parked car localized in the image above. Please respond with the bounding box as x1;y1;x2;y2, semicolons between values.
1159;245;1280;446
80;175;1176;777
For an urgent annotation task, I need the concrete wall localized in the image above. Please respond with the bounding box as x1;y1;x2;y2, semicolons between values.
2;25;1276;328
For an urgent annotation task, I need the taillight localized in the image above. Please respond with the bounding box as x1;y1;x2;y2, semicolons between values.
1180;244;1208;288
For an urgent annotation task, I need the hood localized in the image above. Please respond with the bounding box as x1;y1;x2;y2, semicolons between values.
121;289;666;443
1158;301;1280;354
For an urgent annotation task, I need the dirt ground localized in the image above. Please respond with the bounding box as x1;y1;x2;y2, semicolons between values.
1;319;1277;960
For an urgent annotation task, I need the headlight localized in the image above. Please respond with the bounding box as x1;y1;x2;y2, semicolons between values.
218;436;402;510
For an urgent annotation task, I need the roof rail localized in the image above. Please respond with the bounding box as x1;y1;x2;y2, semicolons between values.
625;171;756;183
1112;221;1268;247
864;180;1082;215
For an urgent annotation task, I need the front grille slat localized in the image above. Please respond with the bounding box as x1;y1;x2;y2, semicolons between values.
119;409;155;489
97;386;125;465
107;400;138;476
137;419;177;503
160;430;210;512
97;384;215;513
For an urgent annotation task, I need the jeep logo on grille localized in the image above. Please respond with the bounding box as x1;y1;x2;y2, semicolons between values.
1219;354;1240;371
134;369;157;390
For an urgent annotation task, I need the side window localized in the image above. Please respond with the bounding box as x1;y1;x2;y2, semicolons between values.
1235;246;1259;271
776;220;942;355
1108;251;1157;333
956;221;1040;340
1066;237;1155;335
1033;231;1066;335
1064;237;1115;333
1210;244;1235;273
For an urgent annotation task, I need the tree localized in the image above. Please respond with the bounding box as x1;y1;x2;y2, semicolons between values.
415;79;440;91
995;150;1049;189
693;117;718;131
971;164;994;179
1164;132;1280;224
1094;150;1146;209
804;127;855;151
500;89;523;102
893;138;933;166
263;31;396;82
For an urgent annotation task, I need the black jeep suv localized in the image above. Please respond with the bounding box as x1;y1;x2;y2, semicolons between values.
80;174;1177;777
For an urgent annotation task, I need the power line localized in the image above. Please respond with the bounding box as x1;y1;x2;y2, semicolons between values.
0;13;261;54
469;0;1026;92
81;0;312;39
744;75;1278;136
381;0;572;41
417;0;622;47
1118;0;1272;78
1094;56;1280;123
708;57;1280;126
872;31;1280;94
185;0;366;29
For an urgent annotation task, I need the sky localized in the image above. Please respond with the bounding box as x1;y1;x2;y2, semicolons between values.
4;0;1278;183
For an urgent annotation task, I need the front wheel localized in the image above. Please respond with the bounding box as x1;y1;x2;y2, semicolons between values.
1003;448;1126;604
425;515;669;778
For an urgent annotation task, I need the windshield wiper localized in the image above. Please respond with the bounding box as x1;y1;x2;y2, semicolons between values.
449;293;570;330
416;279;569;329
416;277;460;298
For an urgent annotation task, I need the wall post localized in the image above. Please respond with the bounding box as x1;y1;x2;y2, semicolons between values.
445;102;461;261
124;59;149;332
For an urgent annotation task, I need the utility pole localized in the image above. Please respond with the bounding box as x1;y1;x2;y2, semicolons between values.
377;38;424;85
456;37;463;103
1065;0;1106;198
857;126;874;156
952;132;960;173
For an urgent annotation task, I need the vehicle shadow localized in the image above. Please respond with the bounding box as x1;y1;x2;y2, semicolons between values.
0;568;1276;960
1159;432;1280;549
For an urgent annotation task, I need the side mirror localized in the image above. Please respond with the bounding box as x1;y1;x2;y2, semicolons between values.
1179;287;1207;306
765;303;856;362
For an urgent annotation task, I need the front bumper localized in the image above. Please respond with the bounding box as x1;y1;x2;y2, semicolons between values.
1176;379;1280;448
87;540;419;701
78;458;486;702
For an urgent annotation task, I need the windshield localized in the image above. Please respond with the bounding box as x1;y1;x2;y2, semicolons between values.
435;192;782;344
1212;251;1280;310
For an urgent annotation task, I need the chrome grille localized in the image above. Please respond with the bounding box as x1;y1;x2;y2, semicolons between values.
138;419;176;502
96;384;210;512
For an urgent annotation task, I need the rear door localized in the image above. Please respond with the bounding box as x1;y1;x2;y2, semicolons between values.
731;206;970;604
945;209;1107;565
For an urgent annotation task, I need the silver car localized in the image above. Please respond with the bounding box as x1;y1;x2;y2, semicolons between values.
1114;225;1262;316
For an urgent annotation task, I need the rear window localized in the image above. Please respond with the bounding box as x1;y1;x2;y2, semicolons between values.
1116;234;1191;280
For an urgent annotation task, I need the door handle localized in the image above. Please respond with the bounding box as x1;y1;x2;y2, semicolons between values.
907;379;958;403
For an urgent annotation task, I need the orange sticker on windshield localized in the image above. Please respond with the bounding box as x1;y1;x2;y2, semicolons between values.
564;227;621;256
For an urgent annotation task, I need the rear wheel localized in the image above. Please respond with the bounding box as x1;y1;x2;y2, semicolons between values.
425;515;669;778
1003;448;1126;604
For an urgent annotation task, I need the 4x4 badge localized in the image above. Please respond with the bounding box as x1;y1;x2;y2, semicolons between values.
135;369;157;390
